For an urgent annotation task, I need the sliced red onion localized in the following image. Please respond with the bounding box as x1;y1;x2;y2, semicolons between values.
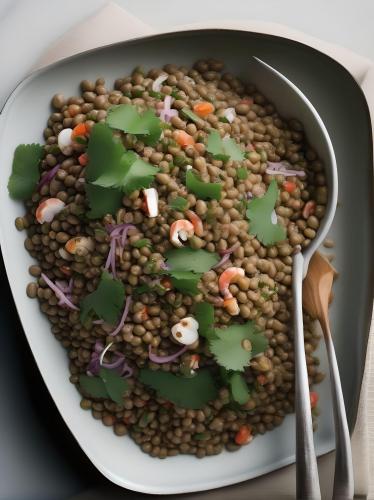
266;161;306;177
104;238;116;275
247;192;253;200
152;74;168;92
41;273;79;310
109;296;132;337
212;253;231;269
94;340;104;353
102;355;125;370
38;164;60;191
88;341;133;377
93;319;105;325
110;240;116;278
87;353;101;375
159;95;178;123
120;362;133;378
148;344;188;364
160;261;170;271
223;107;236;123
105;224;136;277
220;241;241;255
106;223;136;238
99;341;114;365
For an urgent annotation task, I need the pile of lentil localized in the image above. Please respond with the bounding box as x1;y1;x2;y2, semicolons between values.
17;58;328;459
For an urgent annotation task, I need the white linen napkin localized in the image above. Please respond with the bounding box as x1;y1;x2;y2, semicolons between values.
34;3;374;498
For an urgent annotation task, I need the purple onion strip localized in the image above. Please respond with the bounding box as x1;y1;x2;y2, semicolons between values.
41;273;79;310
212;253;231;270
109;296;132;337
266;161;306;177
220;241;241;256
148;344;188;364
38;164;60;191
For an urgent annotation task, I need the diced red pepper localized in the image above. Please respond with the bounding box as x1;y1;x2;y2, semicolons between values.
283;181;297;193
78;153;89;166
310;391;319;409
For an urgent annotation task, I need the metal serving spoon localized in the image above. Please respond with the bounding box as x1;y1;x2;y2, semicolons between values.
303;251;354;499
249;58;339;499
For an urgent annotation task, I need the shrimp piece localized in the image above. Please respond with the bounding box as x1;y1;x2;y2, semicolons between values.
186;210;204;237
170;219;194;247
35;198;65;224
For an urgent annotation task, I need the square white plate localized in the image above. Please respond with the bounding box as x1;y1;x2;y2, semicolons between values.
0;30;372;494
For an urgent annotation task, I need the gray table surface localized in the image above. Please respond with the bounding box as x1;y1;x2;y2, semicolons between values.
0;1;373;499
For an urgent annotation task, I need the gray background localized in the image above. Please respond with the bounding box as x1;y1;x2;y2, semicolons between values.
0;1;373;499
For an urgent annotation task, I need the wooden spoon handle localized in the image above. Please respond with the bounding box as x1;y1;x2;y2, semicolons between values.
293;253;321;500
322;321;354;499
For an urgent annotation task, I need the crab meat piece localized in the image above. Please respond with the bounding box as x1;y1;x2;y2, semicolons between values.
35;198;65;224
171;317;199;345
170;219;194;247
58;128;73;154
143;188;159;217
186;210;204;237
65;236;94;255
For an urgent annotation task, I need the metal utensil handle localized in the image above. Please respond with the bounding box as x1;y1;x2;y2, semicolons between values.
322;331;354;500
293;252;321;500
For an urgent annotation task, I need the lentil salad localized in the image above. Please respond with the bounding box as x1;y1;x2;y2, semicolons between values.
9;59;327;459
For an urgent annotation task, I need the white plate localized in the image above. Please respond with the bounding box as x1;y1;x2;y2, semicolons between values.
0;30;371;495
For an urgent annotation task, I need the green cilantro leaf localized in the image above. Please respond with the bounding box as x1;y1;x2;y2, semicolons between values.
79;368;128;405
246;179;286;246
139;369;218;409
209;321;268;371
186;170;221;201
181;107;201;123
85;184;122;219
106;104;149;134
237;167;248;180
229;372;251;405
206;130;244;162
133;283;154;295
170;271;201;295
165;248;219;273
99;368;128;405
8;144;44;200
138;109;163;146
149;90;163;99
131;238;152;248
169;196;188;211
86;122;123;182
106;104;162;146
222;137;245;161
79;374;108;399
251;330;269;357
93;150;159;194
80;270;125;324
86;123;158;196
194;302;215;339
